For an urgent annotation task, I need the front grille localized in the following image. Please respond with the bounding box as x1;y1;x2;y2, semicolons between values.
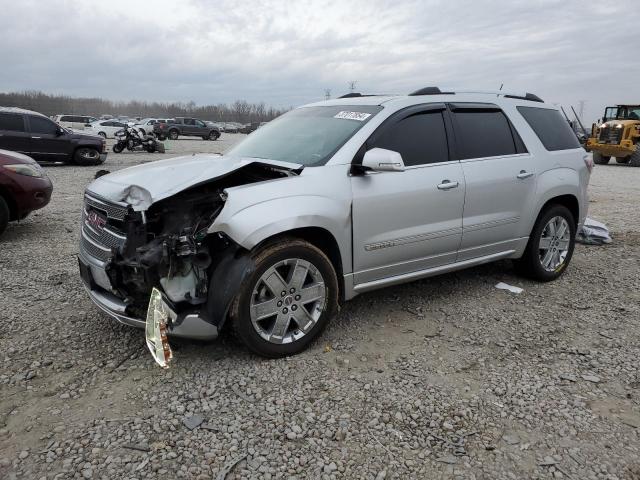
598;125;623;144
84;193;128;220
80;193;128;263
81;231;112;262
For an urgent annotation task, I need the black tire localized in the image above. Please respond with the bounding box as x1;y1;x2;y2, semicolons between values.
168;130;179;140
208;130;220;141
592;151;610;165
74;147;103;166
514;204;576;282
0;196;9;237
629;147;640;167
145;145;156;153
157;135;166;141
113;143;124;153
615;157;630;164
230;238;339;358
98;132;107;138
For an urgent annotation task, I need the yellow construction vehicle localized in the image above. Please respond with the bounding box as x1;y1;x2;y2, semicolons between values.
586;105;640;166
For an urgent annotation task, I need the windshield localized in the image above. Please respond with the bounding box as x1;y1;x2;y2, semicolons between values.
227;105;382;166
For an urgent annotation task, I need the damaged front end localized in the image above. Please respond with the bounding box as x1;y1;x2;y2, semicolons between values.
78;162;293;346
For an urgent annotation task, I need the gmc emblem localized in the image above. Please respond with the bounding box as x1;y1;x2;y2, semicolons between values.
86;210;107;231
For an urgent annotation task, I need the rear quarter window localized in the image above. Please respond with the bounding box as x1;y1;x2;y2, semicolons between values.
517;106;580;151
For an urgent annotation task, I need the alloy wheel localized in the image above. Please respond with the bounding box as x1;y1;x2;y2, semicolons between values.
538;216;571;272
250;258;326;344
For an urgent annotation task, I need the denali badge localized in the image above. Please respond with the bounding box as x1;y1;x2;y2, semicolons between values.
86;210;107;231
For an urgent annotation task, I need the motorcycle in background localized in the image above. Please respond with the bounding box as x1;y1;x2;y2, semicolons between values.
113;125;164;153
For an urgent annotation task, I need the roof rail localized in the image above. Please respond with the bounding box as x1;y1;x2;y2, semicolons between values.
339;92;363;98
407;87;544;102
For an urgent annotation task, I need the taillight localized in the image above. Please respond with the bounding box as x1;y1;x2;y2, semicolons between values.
583;153;593;173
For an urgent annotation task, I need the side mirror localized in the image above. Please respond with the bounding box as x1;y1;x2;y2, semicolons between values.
361;148;405;172
56;127;65;136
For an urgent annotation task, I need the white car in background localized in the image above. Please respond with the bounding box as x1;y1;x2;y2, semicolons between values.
86;120;128;138
52;114;98;130
133;118;159;136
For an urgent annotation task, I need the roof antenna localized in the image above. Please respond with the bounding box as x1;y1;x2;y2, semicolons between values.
498;83;503;97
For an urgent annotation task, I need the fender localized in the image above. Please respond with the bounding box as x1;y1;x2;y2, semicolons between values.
527;167;581;233
210;194;353;274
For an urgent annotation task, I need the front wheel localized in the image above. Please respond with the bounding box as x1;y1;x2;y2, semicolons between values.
0;196;9;237
113;142;124;153
592;151;610;165
514;204;576;281
208;131;220;141
629;147;640;167
168;130;179;140
74;147;102;165
230;238;339;358
98;132;107;139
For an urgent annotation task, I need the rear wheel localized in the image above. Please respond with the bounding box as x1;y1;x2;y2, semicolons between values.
629;147;640;167
168;130;179;140
514;204;576;282
592;152;610;165
74;147;102;165
0;196;9;236
230;238;338;358
98;132;107;138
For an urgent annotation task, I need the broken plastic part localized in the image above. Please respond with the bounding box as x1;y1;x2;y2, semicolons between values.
145;288;174;369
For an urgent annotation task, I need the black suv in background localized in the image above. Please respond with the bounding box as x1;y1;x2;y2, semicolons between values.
0;107;107;165
153;117;221;141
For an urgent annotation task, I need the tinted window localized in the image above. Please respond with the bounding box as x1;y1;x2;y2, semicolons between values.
184;118;195;125
517;106;580;151
196;120;205;127
0;113;26;132
452;110;517;159
371;111;449;166
29;116;58;134
102;121;113;126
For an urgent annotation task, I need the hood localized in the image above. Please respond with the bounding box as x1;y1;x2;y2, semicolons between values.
601;119;639;127
0;148;39;166
69;129;103;140
86;154;301;210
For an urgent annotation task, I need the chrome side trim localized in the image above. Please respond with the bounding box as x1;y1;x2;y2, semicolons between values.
353;250;515;293
463;216;520;232
364;227;462;251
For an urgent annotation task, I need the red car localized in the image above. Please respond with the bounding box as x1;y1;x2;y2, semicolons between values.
0;149;53;236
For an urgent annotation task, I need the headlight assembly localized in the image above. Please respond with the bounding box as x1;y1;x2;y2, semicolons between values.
3;164;44;178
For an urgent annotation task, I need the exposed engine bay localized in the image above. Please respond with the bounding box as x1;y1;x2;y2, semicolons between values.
102;162;294;325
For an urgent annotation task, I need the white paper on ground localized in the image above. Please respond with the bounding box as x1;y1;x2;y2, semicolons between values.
495;282;524;294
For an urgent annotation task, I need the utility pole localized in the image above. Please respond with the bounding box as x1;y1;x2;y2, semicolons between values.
324;89;331;100
348;80;357;93
578;100;585;121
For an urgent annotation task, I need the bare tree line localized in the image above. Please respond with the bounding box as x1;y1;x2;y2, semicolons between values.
0;90;288;123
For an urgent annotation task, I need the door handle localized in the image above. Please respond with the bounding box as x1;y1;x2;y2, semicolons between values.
437;180;459;190
517;170;534;179
31;136;41;139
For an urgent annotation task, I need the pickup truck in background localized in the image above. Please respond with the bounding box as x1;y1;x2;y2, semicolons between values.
153;117;221;141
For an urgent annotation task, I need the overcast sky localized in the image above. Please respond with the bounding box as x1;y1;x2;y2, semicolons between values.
1;0;639;121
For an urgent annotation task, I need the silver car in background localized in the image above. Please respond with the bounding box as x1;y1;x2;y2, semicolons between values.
78;87;591;359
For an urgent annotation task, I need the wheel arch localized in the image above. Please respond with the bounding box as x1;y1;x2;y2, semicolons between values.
253;226;346;302
0;185;18;221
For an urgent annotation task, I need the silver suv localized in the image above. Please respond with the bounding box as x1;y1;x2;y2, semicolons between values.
79;87;592;359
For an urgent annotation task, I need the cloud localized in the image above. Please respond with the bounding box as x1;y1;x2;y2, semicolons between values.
0;0;638;121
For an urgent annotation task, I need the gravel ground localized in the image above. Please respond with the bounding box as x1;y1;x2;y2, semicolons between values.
1;137;639;480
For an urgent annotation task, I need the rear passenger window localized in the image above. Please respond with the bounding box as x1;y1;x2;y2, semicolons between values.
517;106;580;151
452;109;519;159
0;113;26;132
371;111;449;166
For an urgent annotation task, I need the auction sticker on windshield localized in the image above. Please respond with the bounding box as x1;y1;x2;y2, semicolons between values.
334;111;372;121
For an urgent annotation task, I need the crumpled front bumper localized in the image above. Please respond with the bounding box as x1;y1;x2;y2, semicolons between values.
78;251;218;340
